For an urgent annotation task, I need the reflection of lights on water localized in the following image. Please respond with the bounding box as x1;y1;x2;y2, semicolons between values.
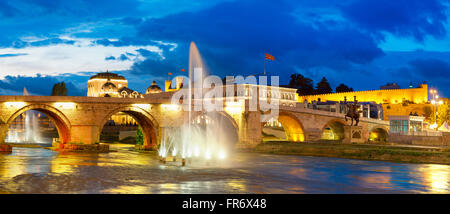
424;165;449;193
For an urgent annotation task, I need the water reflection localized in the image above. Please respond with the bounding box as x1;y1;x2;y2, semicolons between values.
0;146;449;194
421;165;449;193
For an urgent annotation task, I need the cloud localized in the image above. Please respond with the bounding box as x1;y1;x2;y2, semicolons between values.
0;37;162;78
341;0;448;41
0;74;85;96
135;0;384;80
408;58;450;78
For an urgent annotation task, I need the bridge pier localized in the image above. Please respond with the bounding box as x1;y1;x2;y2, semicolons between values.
0;124;12;152
70;125;101;144
0;124;8;144
303;128;322;141
236;111;262;148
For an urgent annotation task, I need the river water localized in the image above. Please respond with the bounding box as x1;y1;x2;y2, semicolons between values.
0;144;449;194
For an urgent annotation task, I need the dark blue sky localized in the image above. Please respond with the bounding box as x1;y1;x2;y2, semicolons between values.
0;0;449;97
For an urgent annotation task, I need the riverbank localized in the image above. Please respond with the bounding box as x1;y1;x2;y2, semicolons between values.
251;141;450;165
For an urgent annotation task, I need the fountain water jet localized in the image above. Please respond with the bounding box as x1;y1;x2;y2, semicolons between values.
5;88;43;144
158;42;234;166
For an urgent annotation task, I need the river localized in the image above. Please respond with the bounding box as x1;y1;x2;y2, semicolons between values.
0;144;449;193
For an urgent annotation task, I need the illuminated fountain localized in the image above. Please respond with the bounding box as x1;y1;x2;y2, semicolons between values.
158;42;231;165
5;89;43;143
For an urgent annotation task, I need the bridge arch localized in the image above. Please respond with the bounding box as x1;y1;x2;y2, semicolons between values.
321;119;346;140
263;111;305;142
190;111;239;146
99;105;159;148
369;126;389;142
6;104;71;144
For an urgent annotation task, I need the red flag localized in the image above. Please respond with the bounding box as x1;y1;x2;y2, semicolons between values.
168;72;173;75
181;68;185;72
265;53;275;61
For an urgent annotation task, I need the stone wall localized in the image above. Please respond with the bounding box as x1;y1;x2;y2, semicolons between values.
298;84;428;105
389;133;450;147
383;103;431;120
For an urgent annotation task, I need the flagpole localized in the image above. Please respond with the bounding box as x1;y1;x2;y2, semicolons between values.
264;57;266;76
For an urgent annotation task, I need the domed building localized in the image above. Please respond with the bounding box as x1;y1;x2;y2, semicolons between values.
87;70;128;97
99;78;119;97
145;81;162;94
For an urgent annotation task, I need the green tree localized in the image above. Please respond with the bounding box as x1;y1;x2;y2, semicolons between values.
316;77;332;94
288;73;315;95
335;83;354;93
51;82;68;96
423;106;432;120
437;101;450;126
136;127;143;145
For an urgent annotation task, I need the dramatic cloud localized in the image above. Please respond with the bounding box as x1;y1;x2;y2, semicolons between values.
409;58;450;79
136;0;384;79
341;0;448;41
0;37;162;78
0;74;86;96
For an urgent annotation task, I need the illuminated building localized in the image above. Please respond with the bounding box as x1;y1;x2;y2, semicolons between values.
388;115;425;135
146;81;163;94
164;77;184;92
298;84;430;120
298;84;428;104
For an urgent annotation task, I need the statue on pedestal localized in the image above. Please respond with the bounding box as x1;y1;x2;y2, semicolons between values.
344;96;362;126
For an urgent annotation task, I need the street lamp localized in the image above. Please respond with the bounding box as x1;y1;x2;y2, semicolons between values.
429;89;442;130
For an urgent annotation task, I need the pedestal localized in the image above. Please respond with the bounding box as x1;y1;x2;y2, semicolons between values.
343;125;364;144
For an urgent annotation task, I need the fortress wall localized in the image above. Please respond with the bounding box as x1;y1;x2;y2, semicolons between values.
382;103;431;120
298;84;428;104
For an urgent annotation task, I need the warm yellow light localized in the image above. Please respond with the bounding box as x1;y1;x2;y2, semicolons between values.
439;100;443;105
4;102;26;108
161;104;180;111
54;102;75;109
218;150;226;160
224;106;243;114
430;123;438;129
435;95;439;99
133;104;151;109
224;101;243;114
431;100;436;104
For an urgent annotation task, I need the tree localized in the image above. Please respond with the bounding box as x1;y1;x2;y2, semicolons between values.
316;77;332;94
423;106;432;119
136;127;143;145
288;73;315;95
437;101;450;127
51;82;68;96
336;83;354;93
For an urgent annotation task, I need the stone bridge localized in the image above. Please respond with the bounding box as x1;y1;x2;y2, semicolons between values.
0;95;389;149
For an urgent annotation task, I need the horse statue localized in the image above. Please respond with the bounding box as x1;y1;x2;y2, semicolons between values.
345;102;362;126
